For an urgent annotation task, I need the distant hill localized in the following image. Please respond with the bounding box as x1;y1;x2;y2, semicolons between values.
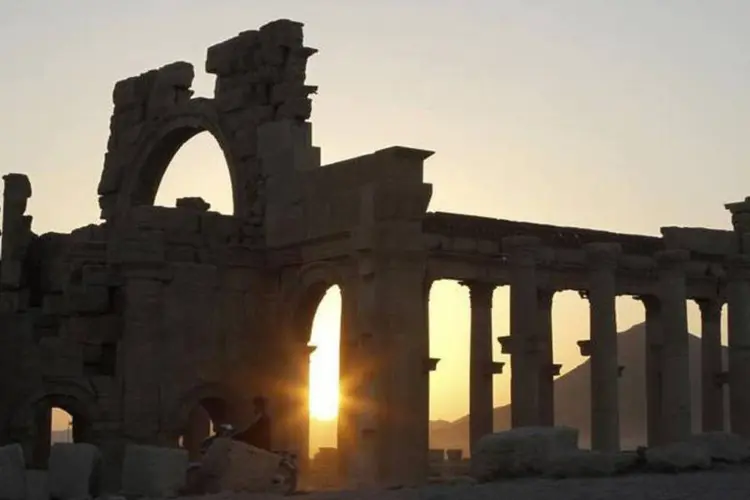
429;323;729;454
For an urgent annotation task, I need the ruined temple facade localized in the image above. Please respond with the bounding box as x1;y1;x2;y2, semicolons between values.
1;19;750;488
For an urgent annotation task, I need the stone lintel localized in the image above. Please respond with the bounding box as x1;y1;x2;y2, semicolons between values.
655;249;690;270
584;242;622;269
577;339;591;357
502;235;541;266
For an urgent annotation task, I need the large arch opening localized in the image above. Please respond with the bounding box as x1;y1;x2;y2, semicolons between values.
151;130;234;215
306;286;341;489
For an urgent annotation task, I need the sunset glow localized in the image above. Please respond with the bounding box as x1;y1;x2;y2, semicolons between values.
308;287;342;421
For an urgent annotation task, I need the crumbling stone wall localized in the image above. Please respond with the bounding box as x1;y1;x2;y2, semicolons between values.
97;19;317;229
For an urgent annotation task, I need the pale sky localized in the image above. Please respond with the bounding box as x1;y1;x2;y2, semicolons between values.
3;1;748;450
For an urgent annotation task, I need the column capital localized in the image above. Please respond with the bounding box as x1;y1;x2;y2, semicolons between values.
655;249;690;270
584;242;622;270
633;294;660;311
695;297;723;320
502;235;541;267
460;280;495;306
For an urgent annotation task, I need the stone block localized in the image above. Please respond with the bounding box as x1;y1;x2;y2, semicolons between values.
48;443;102;500
25;470;48;500
65;286;110;315
543;450;638;478
120;445;188;498
199;438;283;494
0;444;26;500
687;432;750;463
644;441;712;472
470;426;579;481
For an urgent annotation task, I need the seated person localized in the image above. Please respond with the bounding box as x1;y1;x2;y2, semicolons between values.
232;396;272;451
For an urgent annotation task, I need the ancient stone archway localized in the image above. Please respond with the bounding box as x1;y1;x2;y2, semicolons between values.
9;381;97;468
170;382;232;437
101;99;247;219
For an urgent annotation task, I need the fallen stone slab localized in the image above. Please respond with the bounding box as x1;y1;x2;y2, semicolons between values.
470;426;579;481
49;443;102;500
645;441;712;473
543;450;639;478
120;445;188;498
199;438;284;493
687;432;750;464
25;470;48;500
0;443;26;500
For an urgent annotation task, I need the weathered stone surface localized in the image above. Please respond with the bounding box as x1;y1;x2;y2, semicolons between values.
687;432;750;463
120;445;188;498
470;426;579;481
645;442;712;472
199;438;283;493
25;470;48;500
543;450;639;478
48;443;102;500
0;444;26;500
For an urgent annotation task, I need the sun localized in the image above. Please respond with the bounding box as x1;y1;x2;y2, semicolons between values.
308;287;341;421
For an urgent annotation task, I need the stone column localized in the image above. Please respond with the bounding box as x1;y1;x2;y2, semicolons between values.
726;255;750;437
537;288;556;427
696;298;725;432
656;249;692;443
584;242;621;452
503;235;541;428
462;281;495;452
635;295;665;446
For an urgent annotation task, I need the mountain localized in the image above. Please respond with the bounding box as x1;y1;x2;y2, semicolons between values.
429;323;729;454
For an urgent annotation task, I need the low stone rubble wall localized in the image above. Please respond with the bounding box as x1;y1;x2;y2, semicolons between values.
0;444;27;500
48;443;102;500
470;427;750;483
120;444;188;498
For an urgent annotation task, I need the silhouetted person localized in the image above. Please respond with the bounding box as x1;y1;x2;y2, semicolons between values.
233;396;272;451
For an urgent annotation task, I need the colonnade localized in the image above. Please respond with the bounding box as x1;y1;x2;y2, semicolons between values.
460;235;750;453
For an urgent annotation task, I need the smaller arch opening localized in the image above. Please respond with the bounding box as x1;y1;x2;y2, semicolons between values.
178;397;227;460
30;399;90;469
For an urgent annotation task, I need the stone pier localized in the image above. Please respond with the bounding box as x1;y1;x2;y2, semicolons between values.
503;235;541;428
696;298;725;432
537;288;556;427
726;255;750;437
585;242;621;452
464;281;495;452
656;250;692;443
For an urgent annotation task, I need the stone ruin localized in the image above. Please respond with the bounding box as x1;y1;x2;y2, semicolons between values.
2;18;750;492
